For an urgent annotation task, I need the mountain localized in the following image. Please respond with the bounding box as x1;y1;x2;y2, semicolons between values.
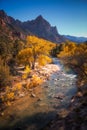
64;35;87;43
0;10;65;43
22;15;65;43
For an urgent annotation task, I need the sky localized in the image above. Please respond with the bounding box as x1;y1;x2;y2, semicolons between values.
0;0;87;37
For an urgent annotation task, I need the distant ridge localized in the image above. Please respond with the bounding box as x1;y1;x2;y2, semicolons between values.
64;35;87;43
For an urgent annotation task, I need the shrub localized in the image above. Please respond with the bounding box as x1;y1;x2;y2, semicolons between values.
26;75;43;89
1;91;15;106
1;86;15;106
13;83;22;93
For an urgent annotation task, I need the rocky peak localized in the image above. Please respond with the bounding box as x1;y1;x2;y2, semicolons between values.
34;15;51;27
34;15;58;35
35;15;44;20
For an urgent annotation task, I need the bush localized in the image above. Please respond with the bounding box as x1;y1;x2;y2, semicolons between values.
26;75;43;89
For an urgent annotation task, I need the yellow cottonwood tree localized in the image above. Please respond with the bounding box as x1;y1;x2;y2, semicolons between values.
18;36;55;69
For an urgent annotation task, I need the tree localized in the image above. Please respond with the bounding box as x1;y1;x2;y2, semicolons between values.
0;35;12;65
18;36;55;69
12;40;25;58
0;58;11;88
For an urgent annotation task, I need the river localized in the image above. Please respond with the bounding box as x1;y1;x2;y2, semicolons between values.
0;58;77;130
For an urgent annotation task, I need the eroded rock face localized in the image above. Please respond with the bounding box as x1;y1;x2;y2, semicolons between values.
23;15;64;43
0;10;66;43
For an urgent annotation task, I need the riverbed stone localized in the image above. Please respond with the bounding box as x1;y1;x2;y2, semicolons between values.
31;93;36;98
37;98;42;101
19;93;25;97
1;112;4;116
76;91;83;98
54;93;65;100
44;85;49;88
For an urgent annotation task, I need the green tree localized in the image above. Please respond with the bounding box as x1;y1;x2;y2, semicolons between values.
12;40;25;58
0;58;11;88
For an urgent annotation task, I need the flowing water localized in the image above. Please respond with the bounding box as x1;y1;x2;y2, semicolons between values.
0;58;77;130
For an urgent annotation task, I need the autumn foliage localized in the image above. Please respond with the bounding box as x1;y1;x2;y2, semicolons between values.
18;36;55;69
57;41;87;86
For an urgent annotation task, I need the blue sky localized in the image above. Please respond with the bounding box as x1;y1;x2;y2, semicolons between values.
0;0;87;37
